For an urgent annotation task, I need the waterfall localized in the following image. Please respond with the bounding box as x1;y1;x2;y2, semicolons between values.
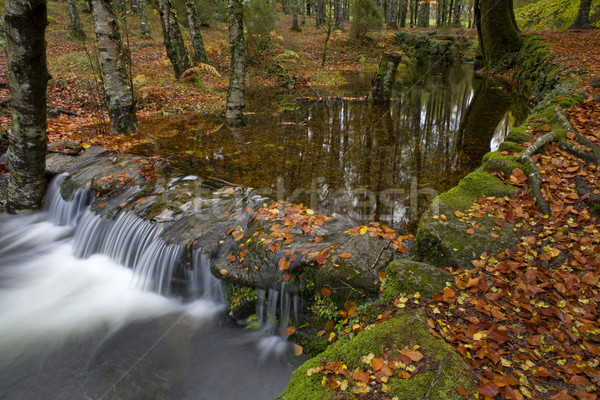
187;249;224;302
72;209;186;296
256;284;298;337
44;173;91;226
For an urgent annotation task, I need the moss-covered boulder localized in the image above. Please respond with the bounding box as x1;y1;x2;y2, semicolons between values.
482;151;529;176
382;260;452;300
415;171;519;269
279;309;476;400
505;127;533;144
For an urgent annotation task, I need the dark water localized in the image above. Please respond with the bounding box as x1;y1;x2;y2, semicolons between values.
132;65;527;232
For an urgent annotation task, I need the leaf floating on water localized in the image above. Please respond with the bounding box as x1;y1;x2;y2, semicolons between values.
338;252;352;258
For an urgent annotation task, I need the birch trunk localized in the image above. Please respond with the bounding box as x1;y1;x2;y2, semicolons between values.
138;0;151;37
5;0;49;213
91;0;138;134
226;0;245;125
185;0;208;64
67;0;85;39
158;0;193;78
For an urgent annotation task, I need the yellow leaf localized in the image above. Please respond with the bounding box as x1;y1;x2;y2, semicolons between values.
473;332;487;341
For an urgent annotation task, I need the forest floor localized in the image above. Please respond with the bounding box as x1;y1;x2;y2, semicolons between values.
1;4;600;399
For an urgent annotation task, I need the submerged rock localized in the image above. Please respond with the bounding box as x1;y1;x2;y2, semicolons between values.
280;308;476;400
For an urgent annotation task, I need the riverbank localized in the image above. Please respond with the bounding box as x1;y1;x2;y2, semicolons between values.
281;30;600;399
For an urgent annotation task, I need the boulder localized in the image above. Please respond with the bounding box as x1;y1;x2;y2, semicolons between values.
280;309;476;400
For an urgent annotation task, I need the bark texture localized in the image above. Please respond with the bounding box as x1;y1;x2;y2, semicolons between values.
569;0;594;29
67;0;85;39
5;0;49;213
91;0;138;134
368;52;402;104
158;0;193;78
138;0;151;37
334;0;344;30
475;0;522;66
184;0;208;63
226;0;245;125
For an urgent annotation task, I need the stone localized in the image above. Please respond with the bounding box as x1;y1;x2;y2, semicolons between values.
382;259;452;300
280;309;476;400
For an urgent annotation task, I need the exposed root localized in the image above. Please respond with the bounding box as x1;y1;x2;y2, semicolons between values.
558;140;600;165
423;353;452;400
517;132;557;215
554;106;600;154
519;132;557;159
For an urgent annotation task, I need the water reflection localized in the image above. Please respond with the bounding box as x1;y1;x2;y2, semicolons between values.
133;65;527;232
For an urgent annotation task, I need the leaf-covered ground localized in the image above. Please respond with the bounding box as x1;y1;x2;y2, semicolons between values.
423;31;600;400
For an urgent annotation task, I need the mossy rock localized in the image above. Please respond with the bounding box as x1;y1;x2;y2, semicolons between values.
382;260;452;301
415;171;519;269
279;309;476;400
315;233;397;306
482;153;527;177
431;171;519;211
497;141;524;153
505;127;532;144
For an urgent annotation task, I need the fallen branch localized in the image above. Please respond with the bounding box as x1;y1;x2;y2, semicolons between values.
423;353;453;400
0;97;81;116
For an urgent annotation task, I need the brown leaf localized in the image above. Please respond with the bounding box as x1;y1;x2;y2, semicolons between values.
478;382;500;397
321;287;331;297
403;349;424;362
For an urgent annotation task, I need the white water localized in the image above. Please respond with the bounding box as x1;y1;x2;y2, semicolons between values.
0;178;297;399
0;215;222;371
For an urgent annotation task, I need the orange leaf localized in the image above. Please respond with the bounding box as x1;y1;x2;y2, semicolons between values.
278;257;290;270
338;252;352;258
284;326;296;336
321;287;331;297
403;350;424;362
371;357;384;371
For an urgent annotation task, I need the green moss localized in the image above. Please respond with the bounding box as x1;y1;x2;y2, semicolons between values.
506;127;533;144
498;141;522;153
434;171;519;211
279;309;476;400
482;152;529;176
551;97;575;108
382;260;452;300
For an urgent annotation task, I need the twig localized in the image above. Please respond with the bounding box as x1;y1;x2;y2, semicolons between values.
423;353;453;400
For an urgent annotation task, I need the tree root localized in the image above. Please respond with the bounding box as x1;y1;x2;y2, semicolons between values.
423;353;452;400
517;132;557;216
575;176;600;211
519;132;557;159
554;106;600;154
558;141;600;165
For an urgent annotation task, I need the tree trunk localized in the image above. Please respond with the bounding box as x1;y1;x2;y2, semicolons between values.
569;0;594;29
334;0;344;30
83;0;92;13
475;0;521;66
387;0;398;28
315;0;326;28
368;52;402;104
453;0;462;26
417;0;429;27
158;0;193;78
67;0;85;39
291;0;301;31
226;0;245;126
5;0;48;213
301;0;306;25
138;0;151;37
399;0;407;27
184;0;208;63
91;0;138;134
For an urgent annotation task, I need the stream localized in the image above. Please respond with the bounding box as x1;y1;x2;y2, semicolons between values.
0;65;527;399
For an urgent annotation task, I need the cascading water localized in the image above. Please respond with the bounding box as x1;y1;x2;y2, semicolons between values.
0;174;297;400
